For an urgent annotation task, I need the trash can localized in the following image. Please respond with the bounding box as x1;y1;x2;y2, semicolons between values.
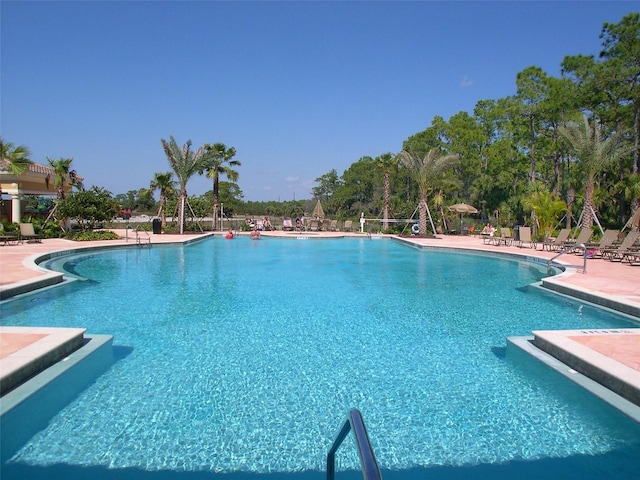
513;225;521;242
152;218;162;234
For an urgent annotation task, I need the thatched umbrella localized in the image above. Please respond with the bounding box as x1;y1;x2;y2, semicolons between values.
312;199;325;218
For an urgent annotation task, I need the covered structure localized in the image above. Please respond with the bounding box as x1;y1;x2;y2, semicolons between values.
0;161;76;223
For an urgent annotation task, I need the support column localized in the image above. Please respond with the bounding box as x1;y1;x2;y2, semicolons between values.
10;184;21;223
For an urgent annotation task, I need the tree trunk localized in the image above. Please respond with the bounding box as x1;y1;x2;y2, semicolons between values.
213;175;219;231
565;188;575;229
419;196;428;235
179;190;186;234
581;182;594;229
383;170;390;231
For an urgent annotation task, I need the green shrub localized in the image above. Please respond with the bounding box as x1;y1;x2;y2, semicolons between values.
68;230;121;241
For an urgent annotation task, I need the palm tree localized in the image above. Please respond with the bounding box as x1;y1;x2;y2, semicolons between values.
201;143;240;230
522;185;567;240
375;152;398;231
45;157;83;200
161;136;208;234
398;149;458;235
0;138;32;175
558;113;630;229
150;172;176;227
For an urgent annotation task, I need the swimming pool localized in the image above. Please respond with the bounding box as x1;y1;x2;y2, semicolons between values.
2;237;639;479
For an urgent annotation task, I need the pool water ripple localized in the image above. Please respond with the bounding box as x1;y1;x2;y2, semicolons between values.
2;237;639;476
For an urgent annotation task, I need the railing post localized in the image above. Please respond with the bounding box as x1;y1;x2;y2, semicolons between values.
326;409;382;480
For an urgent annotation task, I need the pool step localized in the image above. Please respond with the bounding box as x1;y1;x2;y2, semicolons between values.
532;329;640;408
0;327;86;396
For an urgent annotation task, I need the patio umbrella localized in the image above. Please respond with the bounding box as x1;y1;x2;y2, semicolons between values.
312;199;325;218
447;203;478;232
448;203;478;214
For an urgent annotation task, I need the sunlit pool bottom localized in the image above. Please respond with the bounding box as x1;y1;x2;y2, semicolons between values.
1;237;640;479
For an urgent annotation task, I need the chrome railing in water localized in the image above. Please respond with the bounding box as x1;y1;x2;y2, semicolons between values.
327;409;382;480
547;242;587;274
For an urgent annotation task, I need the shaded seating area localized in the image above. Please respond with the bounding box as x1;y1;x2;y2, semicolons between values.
19;223;42;243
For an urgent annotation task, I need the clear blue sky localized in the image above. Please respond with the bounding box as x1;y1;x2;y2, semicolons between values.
1;1;636;202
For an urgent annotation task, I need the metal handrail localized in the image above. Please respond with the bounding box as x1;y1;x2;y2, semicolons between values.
327;409;382;480
547;242;587;274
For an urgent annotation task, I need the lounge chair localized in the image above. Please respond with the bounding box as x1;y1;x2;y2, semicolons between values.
343;220;353;232
322;219;330;231
581;229;619;258
542;228;571;251
0;223;20;245
19;223;42;243
329;219;338;231
309;219;320;231
282;218;293;231
562;228;593;253
492;227;513;246
516;226;536;249
621;249;640;266
601;231;640;262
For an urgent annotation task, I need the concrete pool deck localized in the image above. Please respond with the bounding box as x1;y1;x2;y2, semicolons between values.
1;230;639;412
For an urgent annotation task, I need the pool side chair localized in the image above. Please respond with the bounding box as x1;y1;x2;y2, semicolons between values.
562;228;593;253
516;226;536;249
0;223;21;245
19;223;42;243
309;219;320;231
343;220;353;232
329;219;338;231
282;218;293;231
582;229;619;258
493;227;513;246
621;249;640;266
600;231;640;262
542;228;571;251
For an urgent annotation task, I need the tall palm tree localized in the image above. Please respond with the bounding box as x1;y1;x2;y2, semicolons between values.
45;157;83;200
201;143;240;230
161;136;208;234
558;113;630;229
150;172;176;227
0;138;32;175
398;149;458;235
375;152;398;231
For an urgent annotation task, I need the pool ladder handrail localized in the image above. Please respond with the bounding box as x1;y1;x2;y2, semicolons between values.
547;242;587;274
327;409;382;480
126;225;151;247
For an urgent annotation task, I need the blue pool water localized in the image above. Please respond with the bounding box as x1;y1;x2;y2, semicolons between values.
1;237;639;479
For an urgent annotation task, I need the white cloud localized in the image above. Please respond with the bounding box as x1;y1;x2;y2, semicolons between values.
460;76;474;87
285;176;299;182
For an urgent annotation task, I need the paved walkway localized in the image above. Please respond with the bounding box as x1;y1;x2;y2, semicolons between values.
1;230;639;409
